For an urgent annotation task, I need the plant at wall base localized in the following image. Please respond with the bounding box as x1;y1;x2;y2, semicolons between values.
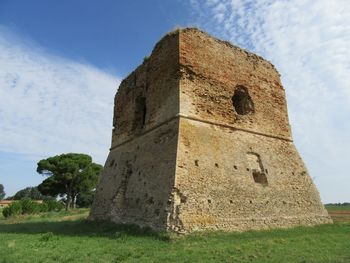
76;190;96;208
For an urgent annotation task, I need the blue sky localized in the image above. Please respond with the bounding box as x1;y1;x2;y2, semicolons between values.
0;0;349;203
0;0;189;74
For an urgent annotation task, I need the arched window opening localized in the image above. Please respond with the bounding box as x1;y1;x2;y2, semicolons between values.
232;86;254;115
133;96;147;131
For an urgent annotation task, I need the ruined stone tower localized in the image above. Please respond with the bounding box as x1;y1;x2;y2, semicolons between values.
90;28;331;232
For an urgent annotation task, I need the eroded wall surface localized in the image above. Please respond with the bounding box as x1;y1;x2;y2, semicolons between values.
91;119;178;230
179;29;291;140
111;31;180;147
90;32;180;230
174;118;330;232
172;28;331;232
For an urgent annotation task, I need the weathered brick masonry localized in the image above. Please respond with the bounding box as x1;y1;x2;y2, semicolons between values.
90;28;332;233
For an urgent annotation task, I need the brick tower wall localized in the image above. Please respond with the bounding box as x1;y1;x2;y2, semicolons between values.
90;33;180;230
172;29;331;232
90;28;331;233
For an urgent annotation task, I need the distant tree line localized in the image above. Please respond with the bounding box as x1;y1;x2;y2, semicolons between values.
0;184;5;200
6;186;52;201
325;203;350;206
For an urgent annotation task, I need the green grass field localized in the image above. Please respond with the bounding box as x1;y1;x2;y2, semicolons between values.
0;207;349;263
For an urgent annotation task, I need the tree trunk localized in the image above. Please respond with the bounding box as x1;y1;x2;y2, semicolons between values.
71;194;77;209
66;194;71;211
65;185;72;211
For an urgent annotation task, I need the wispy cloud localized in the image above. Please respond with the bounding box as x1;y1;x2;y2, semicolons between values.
0;26;119;164
188;0;350;202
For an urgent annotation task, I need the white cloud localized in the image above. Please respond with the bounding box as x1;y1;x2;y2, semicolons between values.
188;0;350;202
0;26;120;164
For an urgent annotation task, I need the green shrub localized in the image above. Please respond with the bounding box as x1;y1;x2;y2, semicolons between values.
2;199;64;218
2;207;9;218
76;191;95;207
39;232;58;242
39;202;49;212
20;198;41;214
2;201;23;218
44;200;64;211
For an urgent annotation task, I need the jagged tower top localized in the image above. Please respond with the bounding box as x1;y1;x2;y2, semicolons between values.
112;27;291;149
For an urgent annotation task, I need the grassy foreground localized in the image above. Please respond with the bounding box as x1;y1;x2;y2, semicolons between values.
0;208;349;263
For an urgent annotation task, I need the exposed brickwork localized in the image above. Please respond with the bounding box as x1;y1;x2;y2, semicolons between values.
90;28;332;233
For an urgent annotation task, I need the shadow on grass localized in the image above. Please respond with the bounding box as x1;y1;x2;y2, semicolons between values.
1;212;348;243
0;219;171;241
0;220;347;243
